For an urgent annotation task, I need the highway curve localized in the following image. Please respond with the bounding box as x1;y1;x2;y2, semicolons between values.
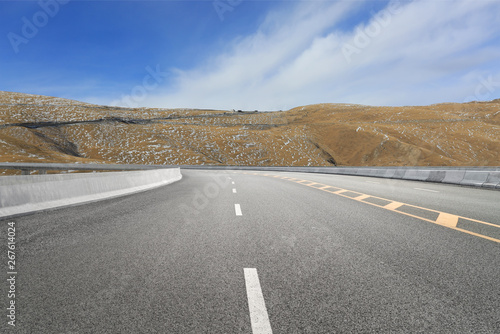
3;169;500;333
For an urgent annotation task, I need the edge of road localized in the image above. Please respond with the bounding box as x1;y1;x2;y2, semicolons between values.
0;164;497;219
0;168;182;219
180;166;500;189
1;163;498;189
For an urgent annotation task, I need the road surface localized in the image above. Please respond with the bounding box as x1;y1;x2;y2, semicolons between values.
3;169;500;333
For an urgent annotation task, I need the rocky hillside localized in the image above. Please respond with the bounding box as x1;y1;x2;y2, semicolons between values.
1;91;499;174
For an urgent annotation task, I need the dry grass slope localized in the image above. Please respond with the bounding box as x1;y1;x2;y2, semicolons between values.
1;91;499;174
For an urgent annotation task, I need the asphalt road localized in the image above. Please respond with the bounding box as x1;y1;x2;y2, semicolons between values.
2;169;500;333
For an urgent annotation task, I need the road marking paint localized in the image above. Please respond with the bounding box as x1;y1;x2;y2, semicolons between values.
436;212;459;228
453;227;500;243
244;268;273;334
354;194;370;201
235;204;242;216
414;188;439;193
305;182;319;186
233;188;237;193
365;181;380;184
384;201;404;210
232;181;235;184
261;174;499;244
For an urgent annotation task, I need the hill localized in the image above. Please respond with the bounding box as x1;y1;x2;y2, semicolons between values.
1;91;499;174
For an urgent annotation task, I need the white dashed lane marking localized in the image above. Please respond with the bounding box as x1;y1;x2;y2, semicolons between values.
235;204;242;216
244;268;273;334
233;189;237;193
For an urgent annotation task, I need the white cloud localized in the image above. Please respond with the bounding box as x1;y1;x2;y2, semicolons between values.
143;0;500;110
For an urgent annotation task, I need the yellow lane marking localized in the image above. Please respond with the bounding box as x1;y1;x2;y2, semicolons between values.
354;194;370;201
436;213;459;228
452;228;500;243
259;173;500;244
384;202;404;210
305;182;320;186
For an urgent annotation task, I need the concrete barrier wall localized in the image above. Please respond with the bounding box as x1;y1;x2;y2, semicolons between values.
441;170;467;185
459;171;491;187
427;171;446;183
181;165;500;189
483;171;500;188
1;164;496;219
0;168;182;218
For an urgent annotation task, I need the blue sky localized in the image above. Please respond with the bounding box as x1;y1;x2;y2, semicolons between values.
1;0;499;110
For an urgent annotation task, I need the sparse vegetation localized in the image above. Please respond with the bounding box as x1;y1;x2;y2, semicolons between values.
1;91;499;175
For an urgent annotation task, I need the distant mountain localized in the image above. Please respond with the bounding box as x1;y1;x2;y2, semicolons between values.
1;91;499;174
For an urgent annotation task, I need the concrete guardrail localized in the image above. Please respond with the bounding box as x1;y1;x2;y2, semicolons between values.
0;168;182;219
2;164;497;189
0;163;497;219
179;165;500;189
